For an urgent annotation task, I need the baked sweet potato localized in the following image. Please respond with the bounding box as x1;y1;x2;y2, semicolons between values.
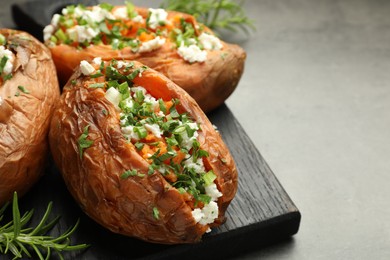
43;3;246;112
49;58;238;244
0;29;60;205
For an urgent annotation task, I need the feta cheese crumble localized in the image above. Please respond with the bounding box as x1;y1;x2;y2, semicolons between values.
144;123;163;138
177;44;207;63
196;201;219;225
198;32;223;50
132;15;144;23
147;8;168;30
112;6;128;19
67;26;99;43
122;125;141;141
0;46;15;75
139;36;166;53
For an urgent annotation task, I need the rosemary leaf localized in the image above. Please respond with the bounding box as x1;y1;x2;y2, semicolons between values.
0;192;89;259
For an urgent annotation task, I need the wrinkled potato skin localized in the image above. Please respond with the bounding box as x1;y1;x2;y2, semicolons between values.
48;7;246;113
49;61;237;244
0;29;60;205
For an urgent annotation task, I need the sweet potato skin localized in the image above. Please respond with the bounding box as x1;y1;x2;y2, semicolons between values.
47;6;246;113
49;61;238;244
0;29;60;205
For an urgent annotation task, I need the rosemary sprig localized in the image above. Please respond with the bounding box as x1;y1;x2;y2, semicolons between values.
0;192;88;259
160;0;255;34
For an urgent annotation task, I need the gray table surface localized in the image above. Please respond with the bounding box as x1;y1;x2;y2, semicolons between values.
1;0;390;259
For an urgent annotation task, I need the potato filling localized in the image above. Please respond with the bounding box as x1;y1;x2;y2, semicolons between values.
43;2;223;63
80;58;222;226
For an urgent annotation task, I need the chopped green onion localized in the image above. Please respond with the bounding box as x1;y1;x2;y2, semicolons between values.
54;29;67;42
0;34;6;45
88;83;105;88
152;207;160;220
121;169;143;179
134;126;147;139
0;56;8;74
17;86;30;94
203;171;217;186
135;142;144;150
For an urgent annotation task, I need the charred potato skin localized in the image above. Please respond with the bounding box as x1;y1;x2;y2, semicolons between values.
0;29;60;205
49;61;238;244
47;6;246;113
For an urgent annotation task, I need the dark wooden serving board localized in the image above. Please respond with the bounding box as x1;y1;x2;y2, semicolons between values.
5;104;300;260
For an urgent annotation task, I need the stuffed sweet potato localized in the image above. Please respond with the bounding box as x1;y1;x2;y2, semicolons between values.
49;58;237;244
0;29;60;205
43;3;246;112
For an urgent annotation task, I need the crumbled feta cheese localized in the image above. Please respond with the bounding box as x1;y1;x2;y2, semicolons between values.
105;86;121;108
120;97;134;110
147;8;168;30
192;208;204;223
205;183;223;201
157;165;167;174
184;158;205;174
199;201;219;225
193;201;219;225
198;32;223;50
43;25;54;42
145;123;163;138
0;46;15;75
74;6;86;18
112;6;128;19
139;36;166;53
131;86;146;95
82;6;115;25
132;15;144;23
67;25;99;43
116;61;129;69
177;44;207;63
80;60;95;75
143;94;159;110
51;14;61;27
92;57;102;65
121;125;140;141
157;111;165;117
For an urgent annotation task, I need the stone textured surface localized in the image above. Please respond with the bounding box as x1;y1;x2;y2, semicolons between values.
2;0;390;259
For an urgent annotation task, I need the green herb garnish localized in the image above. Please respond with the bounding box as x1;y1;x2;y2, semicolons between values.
88;83;105;88
77;125;94;159
161;0;255;34
0;56;8;74
17;86;30;94
0;192;88;260
152;207;160;220
121;169;145;179
0;34;6;45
